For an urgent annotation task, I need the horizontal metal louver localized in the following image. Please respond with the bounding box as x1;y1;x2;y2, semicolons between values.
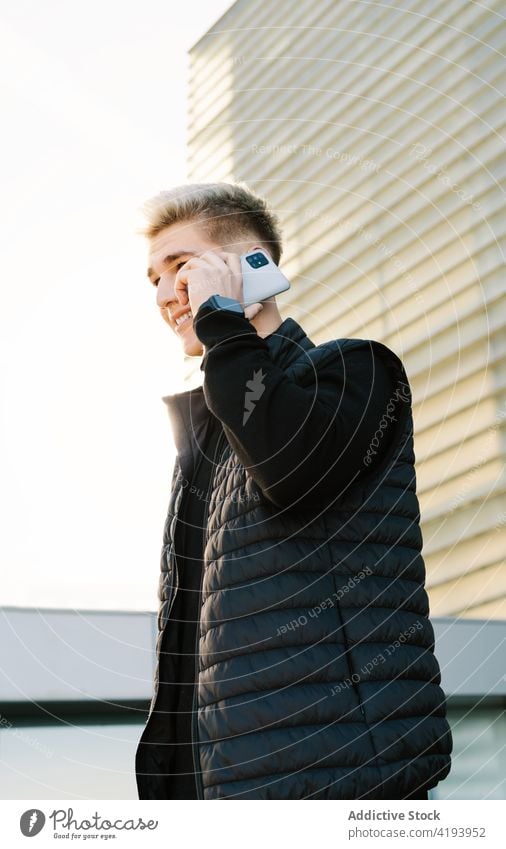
185;0;506;618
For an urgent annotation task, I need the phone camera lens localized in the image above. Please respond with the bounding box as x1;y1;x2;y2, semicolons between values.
246;252;269;269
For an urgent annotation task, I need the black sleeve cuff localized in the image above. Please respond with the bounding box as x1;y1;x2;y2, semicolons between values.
194;298;258;371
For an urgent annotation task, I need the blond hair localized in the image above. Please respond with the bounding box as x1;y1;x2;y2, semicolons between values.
139;181;283;265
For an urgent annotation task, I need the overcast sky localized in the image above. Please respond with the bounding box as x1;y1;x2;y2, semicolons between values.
0;0;234;610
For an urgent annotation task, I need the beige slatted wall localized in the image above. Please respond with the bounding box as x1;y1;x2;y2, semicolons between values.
184;0;506;618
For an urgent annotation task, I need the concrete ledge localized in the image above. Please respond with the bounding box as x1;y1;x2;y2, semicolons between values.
0;607;156;705
1;608;504;708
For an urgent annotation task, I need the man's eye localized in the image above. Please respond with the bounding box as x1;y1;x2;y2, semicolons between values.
151;262;185;287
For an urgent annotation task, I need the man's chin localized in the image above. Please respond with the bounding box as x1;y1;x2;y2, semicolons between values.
179;331;204;357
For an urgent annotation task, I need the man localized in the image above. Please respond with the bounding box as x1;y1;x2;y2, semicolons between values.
135;181;452;800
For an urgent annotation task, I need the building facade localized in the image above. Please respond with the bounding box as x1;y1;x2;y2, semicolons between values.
184;0;506;619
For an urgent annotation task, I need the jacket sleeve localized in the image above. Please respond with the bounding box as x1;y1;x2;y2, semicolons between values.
194;300;396;509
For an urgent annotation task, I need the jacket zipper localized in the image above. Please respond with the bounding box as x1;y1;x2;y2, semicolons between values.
191;428;227;800
141;476;183;735
331;574;380;761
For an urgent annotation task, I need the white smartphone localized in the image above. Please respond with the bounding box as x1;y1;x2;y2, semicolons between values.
240;248;291;307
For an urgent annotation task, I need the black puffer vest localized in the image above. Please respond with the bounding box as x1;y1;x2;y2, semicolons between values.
136;317;452;799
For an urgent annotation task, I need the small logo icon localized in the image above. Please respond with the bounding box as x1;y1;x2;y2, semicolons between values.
243;368;266;425
20;809;46;837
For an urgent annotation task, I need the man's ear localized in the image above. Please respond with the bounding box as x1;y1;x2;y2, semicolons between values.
250;244;272;260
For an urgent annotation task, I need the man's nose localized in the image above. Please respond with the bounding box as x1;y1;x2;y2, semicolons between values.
156;272;177;311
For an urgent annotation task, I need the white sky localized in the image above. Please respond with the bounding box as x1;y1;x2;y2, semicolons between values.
0;0;234;611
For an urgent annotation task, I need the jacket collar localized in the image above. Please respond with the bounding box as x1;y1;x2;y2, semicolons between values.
160;316;315;465
161;316;314;410
262;315;315;370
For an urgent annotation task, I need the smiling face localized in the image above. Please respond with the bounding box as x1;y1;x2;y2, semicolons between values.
147;219;262;357
147;220;220;356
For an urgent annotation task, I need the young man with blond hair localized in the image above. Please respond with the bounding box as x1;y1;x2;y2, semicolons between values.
135;181;452;800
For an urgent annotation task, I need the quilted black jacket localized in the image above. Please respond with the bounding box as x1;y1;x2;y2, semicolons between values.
136;313;452;799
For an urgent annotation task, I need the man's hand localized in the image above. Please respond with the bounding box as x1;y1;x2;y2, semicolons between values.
174;250;264;321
